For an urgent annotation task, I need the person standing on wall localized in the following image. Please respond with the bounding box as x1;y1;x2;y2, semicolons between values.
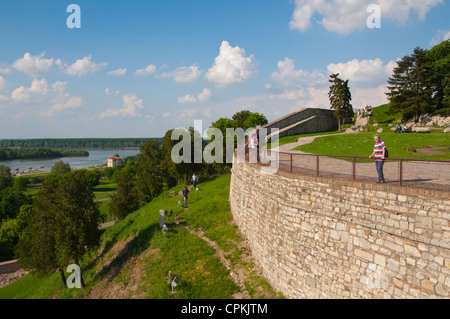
249;134;259;163
369;134;386;183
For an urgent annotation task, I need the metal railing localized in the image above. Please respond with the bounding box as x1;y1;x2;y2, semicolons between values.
252;150;450;192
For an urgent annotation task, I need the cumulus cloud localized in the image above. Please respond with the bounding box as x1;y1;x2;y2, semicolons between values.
107;68;127;76
327;58;396;85
40;81;83;117
40;96;82;117
178;88;212;104
289;0;443;34
99;93;144;118
205;41;258;87
178;94;197;104
271;57;327;89
66;55;107;76
264;56;396;112
0;76;7;91
159;65;202;83
105;88;121;96
12;52;55;77
0;67;11;75
11;78;49;103
135;64;157;76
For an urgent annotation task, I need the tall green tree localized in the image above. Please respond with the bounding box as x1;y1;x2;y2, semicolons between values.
387;47;439;121
0;165;13;191
328;73;353;131
109;170;139;219
16;172;103;288
136;140;163;204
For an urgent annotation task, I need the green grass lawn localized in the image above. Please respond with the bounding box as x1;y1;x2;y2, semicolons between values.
293;131;450;160
264;129;342;149
0;175;280;299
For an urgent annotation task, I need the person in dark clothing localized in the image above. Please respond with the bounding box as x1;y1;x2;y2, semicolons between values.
182;187;190;208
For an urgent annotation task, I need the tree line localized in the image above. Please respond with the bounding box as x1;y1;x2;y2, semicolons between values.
0;148;89;161
386;39;449;121
0;138;162;149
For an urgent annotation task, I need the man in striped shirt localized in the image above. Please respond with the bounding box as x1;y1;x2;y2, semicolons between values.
369;134;386;183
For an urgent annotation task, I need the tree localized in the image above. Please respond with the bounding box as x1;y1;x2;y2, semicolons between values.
109;170;139;219
136;140;163;204
0;165;13;191
51;160;71;175
15;172;103;288
328;73;353;131
0;187;31;221
160;129;179;188
387;47;439;121
82;170;101;189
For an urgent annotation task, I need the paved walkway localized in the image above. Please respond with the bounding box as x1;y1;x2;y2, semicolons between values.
268;133;450;191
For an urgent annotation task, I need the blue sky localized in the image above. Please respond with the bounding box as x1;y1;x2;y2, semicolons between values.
0;0;449;138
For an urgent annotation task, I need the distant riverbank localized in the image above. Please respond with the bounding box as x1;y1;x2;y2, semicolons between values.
1;149;141;173
0;148;89;162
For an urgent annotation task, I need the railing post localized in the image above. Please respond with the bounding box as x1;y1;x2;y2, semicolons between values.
399;159;403;186
316;155;319;177
290;153;293;173
352;157;356;181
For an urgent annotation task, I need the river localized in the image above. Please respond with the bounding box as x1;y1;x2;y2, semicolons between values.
0;149;141;173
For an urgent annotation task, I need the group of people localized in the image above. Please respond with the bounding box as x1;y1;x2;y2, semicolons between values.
357;105;373;118
394;124;409;133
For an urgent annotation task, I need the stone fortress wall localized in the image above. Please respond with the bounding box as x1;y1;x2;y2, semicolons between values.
229;160;450;298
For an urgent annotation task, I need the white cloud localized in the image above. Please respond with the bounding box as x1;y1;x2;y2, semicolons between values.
105;88;121;96
205;41;258;87
135;64;157;76
66;55;107;76
107;68;127;76
271;57;327;89
0;67;11;75
327;58;396;84
11;78;49;103
99;93;144;118
178;88;212;104
12;52;54;77
0;76;7;91
40;96;82;117
178;94;197;104
159;65;202;83
430;30;450;47
289;0;443;34
197;88;212;103
40;81;83;117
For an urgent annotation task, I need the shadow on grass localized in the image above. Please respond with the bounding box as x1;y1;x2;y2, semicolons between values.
92;222;160;283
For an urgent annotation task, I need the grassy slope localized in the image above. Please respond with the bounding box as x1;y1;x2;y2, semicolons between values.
0;175;280;299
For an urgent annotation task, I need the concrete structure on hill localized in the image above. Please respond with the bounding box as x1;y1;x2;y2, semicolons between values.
259;108;340;143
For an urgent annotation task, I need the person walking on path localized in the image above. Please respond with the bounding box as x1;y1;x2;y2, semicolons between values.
182;187;190;208
369;134;386;183
191;173;199;188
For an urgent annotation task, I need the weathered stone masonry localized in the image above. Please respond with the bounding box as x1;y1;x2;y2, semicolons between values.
230;160;450;298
